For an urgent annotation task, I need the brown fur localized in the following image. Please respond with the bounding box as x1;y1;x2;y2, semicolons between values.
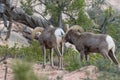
38;27;64;69
64;25;84;52
39;28;56;48
65;30;119;65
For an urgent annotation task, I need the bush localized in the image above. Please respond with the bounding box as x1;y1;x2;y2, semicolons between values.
12;60;39;80
1;41;120;79
64;49;88;71
0;41;43;62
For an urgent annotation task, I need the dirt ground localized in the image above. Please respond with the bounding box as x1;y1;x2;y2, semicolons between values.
0;58;99;80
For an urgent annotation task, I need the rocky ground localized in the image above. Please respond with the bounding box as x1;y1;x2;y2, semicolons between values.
0;58;100;80
0;21;32;48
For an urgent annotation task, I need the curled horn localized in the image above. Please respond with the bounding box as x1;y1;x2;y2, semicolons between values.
31;27;44;40
69;25;84;33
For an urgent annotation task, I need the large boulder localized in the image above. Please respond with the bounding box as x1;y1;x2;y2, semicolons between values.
0;31;30;48
0;21;31;48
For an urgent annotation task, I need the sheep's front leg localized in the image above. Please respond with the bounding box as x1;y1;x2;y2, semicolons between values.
50;48;54;68
85;54;89;62
85;52;89;62
42;45;46;68
61;41;64;56
54;47;63;70
80;50;85;61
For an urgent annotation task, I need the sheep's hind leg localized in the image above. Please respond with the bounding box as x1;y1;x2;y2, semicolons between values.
108;50;119;65
61;41;65;56
101;49;111;62
50;48;54;68
54;47;63;70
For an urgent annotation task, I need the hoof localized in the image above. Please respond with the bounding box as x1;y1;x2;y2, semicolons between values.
58;67;63;70
50;64;54;69
42;65;46;69
51;66;55;69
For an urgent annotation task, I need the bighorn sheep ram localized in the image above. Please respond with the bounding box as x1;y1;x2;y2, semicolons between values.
65;29;119;67
64;25;84;52
38;27;65;69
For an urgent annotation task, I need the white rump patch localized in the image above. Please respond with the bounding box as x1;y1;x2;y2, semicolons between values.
106;35;117;62
106;35;115;52
54;28;65;44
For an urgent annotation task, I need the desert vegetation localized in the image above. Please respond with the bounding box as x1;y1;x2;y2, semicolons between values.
1;0;120;80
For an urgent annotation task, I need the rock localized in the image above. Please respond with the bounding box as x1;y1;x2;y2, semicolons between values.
63;65;99;80
85;0;120;12
0;31;30;48
0;21;31;48
105;0;120;12
11;21;27;32
0;21;31;33
8;31;30;48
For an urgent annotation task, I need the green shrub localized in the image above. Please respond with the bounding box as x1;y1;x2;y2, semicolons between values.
64;49;88;71
12;60;39;80
1;40;120;79
0;41;43;62
98;71;120;80
64;49;120;72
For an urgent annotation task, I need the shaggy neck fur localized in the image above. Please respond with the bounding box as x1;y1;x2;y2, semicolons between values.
65;30;80;44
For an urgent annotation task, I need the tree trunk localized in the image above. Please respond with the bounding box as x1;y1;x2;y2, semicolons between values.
58;11;63;28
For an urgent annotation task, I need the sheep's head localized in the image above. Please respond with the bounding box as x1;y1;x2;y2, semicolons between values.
32;27;44;40
64;30;80;44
